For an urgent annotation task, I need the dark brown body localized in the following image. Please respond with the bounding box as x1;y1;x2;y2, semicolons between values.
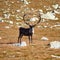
18;26;33;44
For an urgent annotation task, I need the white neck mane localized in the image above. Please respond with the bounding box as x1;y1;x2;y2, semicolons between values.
32;28;34;34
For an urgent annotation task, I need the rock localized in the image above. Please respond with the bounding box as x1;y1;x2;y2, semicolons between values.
0;17;4;22
20;0;29;5
41;11;58;20
54;10;60;14
41;37;48;41
9;21;13;24
4;13;10;19
50;41;60;49
16;10;20;12
52;4;59;9
12;41;27;47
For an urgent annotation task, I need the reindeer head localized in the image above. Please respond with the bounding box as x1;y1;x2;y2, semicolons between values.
23;12;41;34
18;12;41;44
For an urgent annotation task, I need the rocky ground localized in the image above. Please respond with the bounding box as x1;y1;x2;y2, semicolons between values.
0;0;60;60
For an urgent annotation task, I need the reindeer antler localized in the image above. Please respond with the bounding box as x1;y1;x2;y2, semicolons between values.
23;12;41;27
32;13;41;27
23;14;30;26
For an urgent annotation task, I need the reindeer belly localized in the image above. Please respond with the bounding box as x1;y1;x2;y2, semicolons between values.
20;29;32;36
23;30;32;36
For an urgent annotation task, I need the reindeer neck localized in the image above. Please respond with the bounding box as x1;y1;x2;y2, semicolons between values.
29;26;34;34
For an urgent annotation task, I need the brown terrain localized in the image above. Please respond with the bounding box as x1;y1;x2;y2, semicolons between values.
0;0;60;60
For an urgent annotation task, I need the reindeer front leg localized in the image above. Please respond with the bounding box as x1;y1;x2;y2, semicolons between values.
31;35;32;43
18;37;20;43
28;36;30;44
28;35;32;44
20;35;23;44
18;34;23;44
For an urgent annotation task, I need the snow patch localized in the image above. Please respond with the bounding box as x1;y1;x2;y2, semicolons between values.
50;24;60;28
41;11;58;20
50;41;60;49
12;41;27;47
41;37;48;41
51;55;60;58
30;17;39;21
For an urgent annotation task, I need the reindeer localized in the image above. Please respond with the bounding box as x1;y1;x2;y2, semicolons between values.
18;13;41;44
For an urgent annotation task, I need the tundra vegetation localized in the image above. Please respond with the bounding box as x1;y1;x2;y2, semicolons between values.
0;0;60;60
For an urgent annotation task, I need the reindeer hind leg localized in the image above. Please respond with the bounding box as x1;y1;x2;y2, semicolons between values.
18;34;20;43
19;34;23;44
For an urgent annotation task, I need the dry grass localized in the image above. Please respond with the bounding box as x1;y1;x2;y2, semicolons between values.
0;0;60;60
